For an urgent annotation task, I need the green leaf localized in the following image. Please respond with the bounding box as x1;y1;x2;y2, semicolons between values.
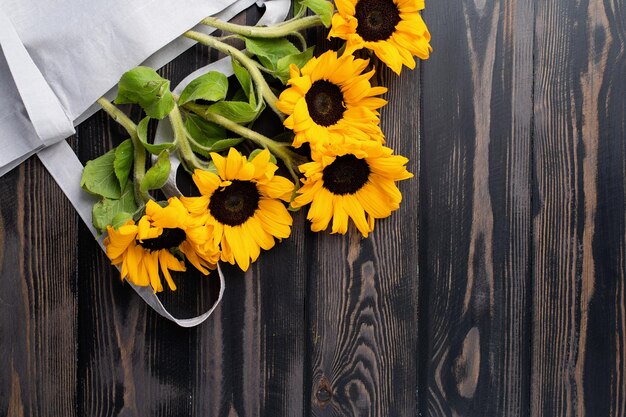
248;148;277;164
184;114;244;155
293;1;307;18
178;71;228;105
114;66;175;119
296;0;334;26
232;59;255;106
110;211;134;229
275;47;316;83
113;139;133;189
207;101;263;123
92;182;138;232
81;149;121;199
140;150;171;192
244;38;300;71
190;138;244;157
137;117;176;154
185;113;227;143
208;138;244;153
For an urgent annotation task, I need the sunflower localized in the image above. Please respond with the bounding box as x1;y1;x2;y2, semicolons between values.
329;0;432;74
276;50;388;153
291;140;412;237
104;197;219;293
181;148;295;271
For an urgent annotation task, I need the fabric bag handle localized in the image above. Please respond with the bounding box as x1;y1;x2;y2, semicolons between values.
0;9;76;146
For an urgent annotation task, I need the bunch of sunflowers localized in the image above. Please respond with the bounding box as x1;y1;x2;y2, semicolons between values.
82;0;431;293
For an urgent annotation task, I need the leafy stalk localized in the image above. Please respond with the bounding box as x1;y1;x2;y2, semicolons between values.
96;97;150;204
168;104;208;172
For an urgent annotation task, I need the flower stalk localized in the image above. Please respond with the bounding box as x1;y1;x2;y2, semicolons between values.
168;104;208;172
200;15;323;39
96;97;150;205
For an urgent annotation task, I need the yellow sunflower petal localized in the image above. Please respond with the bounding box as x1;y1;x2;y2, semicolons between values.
220;232;235;266
335;0;356;15
307;188;334;233
224;225;250;271
331;196;349;235
256;199;293;239
179;241;210;275
148;198;189;230
247;216;275;250
180;195;211;215
356;184;394;218
192;169;222;196
146;251;163;293
105;225;138;260
257;175;295;201
137;221;158;241
343;194;371;237
211;152;227;178
158;250;177;291
289;75;313;95
242;221;261;263
130;244;150;287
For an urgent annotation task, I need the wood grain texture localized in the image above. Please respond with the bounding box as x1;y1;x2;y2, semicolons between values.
418;0;533;415
531;0;626;415
305;57;421;416
0;154;78;417
2;1;626;416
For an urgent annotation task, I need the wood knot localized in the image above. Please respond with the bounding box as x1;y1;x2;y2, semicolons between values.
315;377;333;405
453;327;481;399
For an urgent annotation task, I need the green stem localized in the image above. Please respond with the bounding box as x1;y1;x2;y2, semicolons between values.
168;105;208;172
184;102;304;184
200;15;323;38
291;31;308;51
96;97;150;204
183;30;284;120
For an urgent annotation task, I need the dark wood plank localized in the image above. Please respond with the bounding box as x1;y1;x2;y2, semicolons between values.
0;156;78;417
183;8;307;417
531;0;626;415
76;105;204;417
187;215;308;417
304;58;421;416
418;0;534;415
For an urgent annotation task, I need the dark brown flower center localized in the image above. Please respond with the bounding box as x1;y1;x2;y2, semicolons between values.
305;80;346;127
322;154;371;195
355;0;401;42
209;180;260;226
140;228;187;251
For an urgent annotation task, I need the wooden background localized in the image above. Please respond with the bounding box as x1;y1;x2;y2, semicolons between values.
1;0;625;415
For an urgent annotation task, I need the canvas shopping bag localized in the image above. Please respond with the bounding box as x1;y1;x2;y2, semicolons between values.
0;0;291;326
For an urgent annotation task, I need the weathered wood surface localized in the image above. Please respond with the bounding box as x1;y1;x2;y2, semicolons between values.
0;1;625;416
419;0;533;415
531;0;626;416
